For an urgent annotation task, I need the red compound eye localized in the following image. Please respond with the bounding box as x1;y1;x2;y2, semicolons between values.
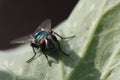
40;38;45;48
51;34;57;41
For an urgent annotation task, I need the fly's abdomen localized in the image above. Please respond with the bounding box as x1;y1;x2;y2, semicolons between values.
33;31;49;42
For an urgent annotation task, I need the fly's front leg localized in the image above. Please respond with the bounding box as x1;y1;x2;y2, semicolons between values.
52;31;75;39
26;43;37;63
42;50;51;66
55;39;69;56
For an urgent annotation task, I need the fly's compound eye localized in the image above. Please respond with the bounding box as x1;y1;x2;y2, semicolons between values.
51;34;57;41
40;38;45;48
47;34;56;40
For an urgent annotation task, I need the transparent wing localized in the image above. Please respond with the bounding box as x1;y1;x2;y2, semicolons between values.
36;19;51;31
10;35;33;44
11;19;51;44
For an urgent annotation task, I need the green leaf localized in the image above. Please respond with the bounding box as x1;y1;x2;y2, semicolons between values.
0;0;120;80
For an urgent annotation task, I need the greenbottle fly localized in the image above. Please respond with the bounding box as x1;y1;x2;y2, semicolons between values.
11;19;75;66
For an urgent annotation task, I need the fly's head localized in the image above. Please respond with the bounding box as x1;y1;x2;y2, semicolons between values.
44;34;58;50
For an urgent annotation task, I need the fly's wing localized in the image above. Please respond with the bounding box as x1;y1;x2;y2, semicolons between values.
36;19;52;31
11;19;51;44
10;35;33;44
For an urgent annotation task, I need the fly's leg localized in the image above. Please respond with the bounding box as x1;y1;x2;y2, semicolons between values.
51;31;69;56
56;40;69;56
42;50;51;66
26;44;37;63
26;47;37;63
52;31;75;39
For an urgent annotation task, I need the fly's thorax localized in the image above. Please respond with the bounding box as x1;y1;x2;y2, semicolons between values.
32;30;50;43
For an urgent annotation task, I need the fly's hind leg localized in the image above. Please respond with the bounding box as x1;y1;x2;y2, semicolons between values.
26;43;37;63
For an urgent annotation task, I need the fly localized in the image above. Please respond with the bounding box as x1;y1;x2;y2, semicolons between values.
11;19;75;66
